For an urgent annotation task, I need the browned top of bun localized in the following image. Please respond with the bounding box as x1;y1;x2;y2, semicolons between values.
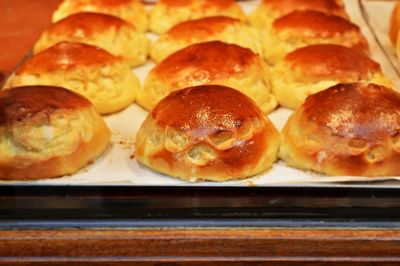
273;10;359;37
390;1;400;45
151;85;262;133
17;42;117;73
167;16;240;39
159;0;236;8
303;83;400;142
262;0;347;17
153;41;256;83
285;44;381;81
48;12;133;36
69;0;137;8
0;86;91;126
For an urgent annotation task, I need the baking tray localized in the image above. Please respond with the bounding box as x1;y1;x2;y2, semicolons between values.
2;0;400;188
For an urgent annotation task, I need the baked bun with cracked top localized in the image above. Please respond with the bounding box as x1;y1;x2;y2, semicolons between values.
135;85;280;182
0;86;110;180
263;10;369;64
280;83;400;176
248;0;348;30
34;12;149;67
52;0;148;32
150;16;263;63
142;41;277;113
7;42;139;115
272;44;392;109
149;0;245;34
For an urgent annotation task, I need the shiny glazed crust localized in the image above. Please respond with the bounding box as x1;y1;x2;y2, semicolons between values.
263;10;369;64
135;85;280;182
279;83;400;176
248;0;348;29
52;0;148;32
0;86;110;180
149;0;245;34
271;44;392;109
34;12;150;67
150;16;263;63
142;41;277;113
7;42;139;115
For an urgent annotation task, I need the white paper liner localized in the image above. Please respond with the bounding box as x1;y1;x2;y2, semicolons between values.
3;0;400;186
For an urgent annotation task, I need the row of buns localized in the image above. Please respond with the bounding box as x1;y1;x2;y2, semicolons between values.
2;0;400;182
2;82;400;181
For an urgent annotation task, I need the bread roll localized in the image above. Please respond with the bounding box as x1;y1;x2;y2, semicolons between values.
150;16;263;63
136;85;280;182
149;0;245;34
34;12;149;67
264;10;369;64
142;41;277;113
272;44;392;109
0;85;110;180
280;83;400;176
7;42;139;115
52;0;148;32
248;0;348;30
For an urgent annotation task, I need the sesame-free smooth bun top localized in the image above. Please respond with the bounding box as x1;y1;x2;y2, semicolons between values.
262;0;347;17
34;12;150;67
18;42;117;74
136;85;280;182
152;85;263;131
47;12;130;38
285;44;380;82
159;0;238;9
280;83;400;176
167;16;240;40
273;10;359;37
149;0;245;34
0;86;91;125
153;41;255;82
142;41;277;113
52;0;148;31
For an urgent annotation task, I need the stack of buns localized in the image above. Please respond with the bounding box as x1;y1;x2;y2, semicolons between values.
2;0;400;182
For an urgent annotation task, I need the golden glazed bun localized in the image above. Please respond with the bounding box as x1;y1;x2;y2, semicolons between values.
264;10;369;64
0;86;110;180
248;0;348;30
34;12;149;67
7;42;139;115
280;83;400;177
52;0;148;32
150;16;263;63
390;1;400;46
136;85;280;182
149;0;245;34
141;41;277;113
272;44;392;109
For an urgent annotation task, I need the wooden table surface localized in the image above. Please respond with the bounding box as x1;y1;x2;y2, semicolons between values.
1;1;400;265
